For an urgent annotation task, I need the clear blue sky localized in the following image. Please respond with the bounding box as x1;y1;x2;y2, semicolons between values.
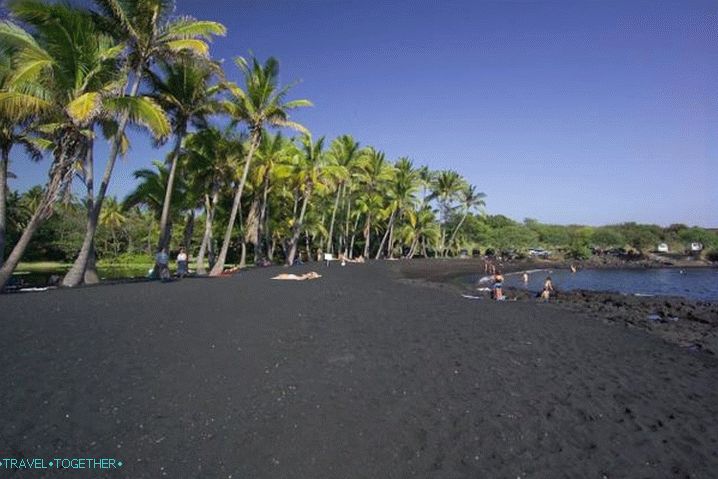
8;0;718;227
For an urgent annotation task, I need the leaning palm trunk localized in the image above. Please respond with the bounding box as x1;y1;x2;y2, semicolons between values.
325;184;342;254
285;188;311;266
0;134;83;292
349;213;360;258
156;130;185;252
446;213;468;255
63;72;143;287
375;208;396;260
362;212;372;258
0;147;8;270
196;188;218;275
210;130;261;276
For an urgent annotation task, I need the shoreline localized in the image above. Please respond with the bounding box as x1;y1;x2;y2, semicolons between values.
394;258;718;355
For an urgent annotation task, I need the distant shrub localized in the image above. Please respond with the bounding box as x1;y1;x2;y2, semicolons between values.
567;244;592;260
705;249;718;263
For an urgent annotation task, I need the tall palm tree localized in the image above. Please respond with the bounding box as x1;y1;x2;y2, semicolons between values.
0;4;169;291
147;57;223;255
62;0;225;287
209;56;311;276
324;135;362;255
401;206;440;258
376;157;419;259
99;197;127;255
285;134;326;266
428;170;466;256
446;184;486;254
183;127;241;273
356;148;393;258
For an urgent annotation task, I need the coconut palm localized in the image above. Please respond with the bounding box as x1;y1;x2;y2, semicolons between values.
375;157;419;259
446;184;486;254
428;170;467;256
324;135;362;254
183;127;242;273
0;4;169;291
99;197;127;255
209;56;311;276
355;148;393;258
285;134;326;266
146;57;223;256
402;206;440;258
60;0;225;286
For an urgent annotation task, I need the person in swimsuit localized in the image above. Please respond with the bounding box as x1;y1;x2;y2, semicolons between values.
493;271;505;300
272;272;322;281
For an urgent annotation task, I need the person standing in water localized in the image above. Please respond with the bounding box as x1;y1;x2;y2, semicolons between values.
523;271;529;283
540;275;554;301
493;271;505;300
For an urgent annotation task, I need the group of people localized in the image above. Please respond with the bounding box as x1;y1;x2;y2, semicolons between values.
152;247;188;281
489;269;558;301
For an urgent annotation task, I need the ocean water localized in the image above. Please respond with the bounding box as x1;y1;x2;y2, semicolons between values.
469;268;718;302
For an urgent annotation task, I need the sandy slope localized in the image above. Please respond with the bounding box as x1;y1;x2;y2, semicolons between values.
1;261;716;478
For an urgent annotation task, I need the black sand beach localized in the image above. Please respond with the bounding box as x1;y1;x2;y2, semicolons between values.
1;261;717;478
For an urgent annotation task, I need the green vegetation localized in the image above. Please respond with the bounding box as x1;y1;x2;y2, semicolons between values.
1;1;715;290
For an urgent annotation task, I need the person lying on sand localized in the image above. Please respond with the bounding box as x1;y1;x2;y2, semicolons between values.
338;254;365;264
272;272;322;281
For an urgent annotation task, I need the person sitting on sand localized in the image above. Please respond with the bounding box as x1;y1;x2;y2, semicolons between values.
492;271;505;300
155;248;170;281
271;271;322;281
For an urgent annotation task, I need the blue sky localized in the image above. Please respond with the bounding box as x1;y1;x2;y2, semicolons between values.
7;0;718;226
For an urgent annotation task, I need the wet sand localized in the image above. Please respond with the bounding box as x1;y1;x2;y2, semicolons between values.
1;260;717;478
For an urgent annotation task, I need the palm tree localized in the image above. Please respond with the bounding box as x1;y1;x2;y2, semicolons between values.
99;197;127;255
428;170;466;256
356;148;393;258
183;127;242;274
324;135;362;254
0;4;169;291
209;56;311;276
285;134;326;266
147;57;223;255
61;0;225;287
446;185;486;255
375;157;420;259
402;206;440;258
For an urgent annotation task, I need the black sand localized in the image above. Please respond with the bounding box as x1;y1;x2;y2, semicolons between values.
1;261;717;478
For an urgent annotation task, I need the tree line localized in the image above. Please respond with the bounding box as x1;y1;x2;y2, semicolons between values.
1;1;716;291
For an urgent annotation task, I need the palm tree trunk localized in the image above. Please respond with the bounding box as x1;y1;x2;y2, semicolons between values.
0;147;9;270
375;209;396;260
349;212;360;258
286;188;311;266
342;188;351;254
210;130;260;276
196;188;218;275
182;210;195;251
0;139;79;292
239;241;247;268
446;213;468;254
362;212;372;258
157;129;185;253
326;183;342;254
255;171;270;263
304;231;311;261
268;237;276;262
62;71;143;287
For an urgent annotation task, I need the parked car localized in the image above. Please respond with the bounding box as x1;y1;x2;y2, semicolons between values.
656;243;669;253
528;248;550;258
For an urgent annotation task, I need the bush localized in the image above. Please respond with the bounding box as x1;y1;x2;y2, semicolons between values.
705;249;718;263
